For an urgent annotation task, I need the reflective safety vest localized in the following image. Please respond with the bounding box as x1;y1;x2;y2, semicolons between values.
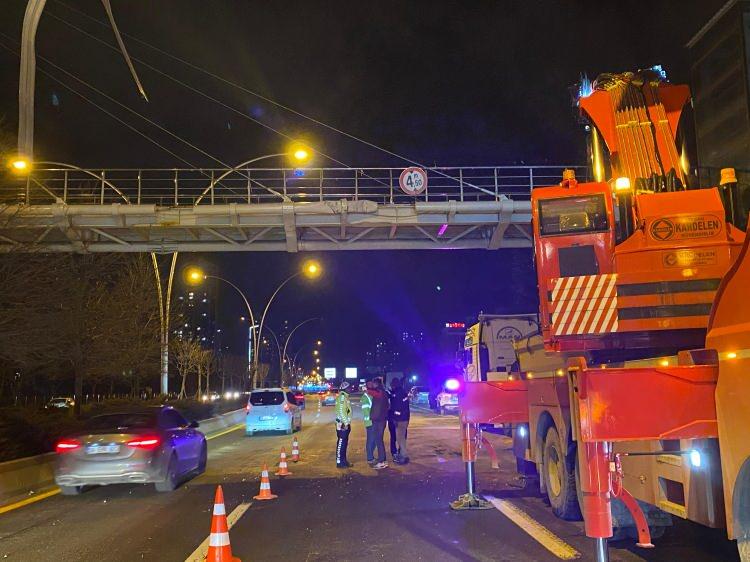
361;392;373;428
335;391;352;426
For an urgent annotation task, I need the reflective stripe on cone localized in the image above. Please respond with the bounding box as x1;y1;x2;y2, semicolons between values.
204;485;241;562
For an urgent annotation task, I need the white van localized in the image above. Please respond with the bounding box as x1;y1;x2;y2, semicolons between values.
245;388;302;436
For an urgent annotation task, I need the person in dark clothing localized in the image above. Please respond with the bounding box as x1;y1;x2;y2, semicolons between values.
368;377;389;469
389;377;411;464
387;378;398;459
387;377;408;460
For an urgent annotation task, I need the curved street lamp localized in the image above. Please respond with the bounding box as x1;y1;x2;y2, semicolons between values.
281;317;321;384
194;146;313;205
184;267;258;385
253;260;322;386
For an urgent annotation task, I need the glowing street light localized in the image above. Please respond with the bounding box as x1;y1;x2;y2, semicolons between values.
184;266;206;285
302;260;322;279
183;266;258;384
253;261;324;386
8;156;31;174
195;144;315;204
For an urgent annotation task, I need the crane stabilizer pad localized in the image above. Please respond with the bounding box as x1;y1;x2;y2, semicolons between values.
450;493;493;510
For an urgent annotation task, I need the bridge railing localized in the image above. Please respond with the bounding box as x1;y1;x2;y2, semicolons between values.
8;165;590;206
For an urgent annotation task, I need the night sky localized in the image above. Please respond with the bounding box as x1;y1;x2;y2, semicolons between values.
0;1;727;375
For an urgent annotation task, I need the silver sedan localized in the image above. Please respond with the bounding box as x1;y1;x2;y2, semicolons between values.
54;406;207;495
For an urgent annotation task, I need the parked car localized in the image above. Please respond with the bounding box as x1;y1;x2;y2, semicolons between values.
246;388;302;435
293;390;306;410
321;391;337;406
45;397;75;409
54;406;206;495
436;391;459;415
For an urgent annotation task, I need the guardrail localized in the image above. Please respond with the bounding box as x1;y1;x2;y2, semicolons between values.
8;165;590;206
0;408;246;505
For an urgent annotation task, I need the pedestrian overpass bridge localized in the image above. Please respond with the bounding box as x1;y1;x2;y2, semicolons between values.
0;164;586;253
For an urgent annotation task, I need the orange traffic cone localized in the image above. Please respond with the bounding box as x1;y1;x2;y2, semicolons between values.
253;464;277;501
275;447;292;476
291;437;300;462
204;485;240;562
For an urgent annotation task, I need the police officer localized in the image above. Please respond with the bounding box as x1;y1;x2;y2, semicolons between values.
335;381;353;468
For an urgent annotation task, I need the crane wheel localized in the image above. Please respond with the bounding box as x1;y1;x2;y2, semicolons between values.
543;425;582;521
738;538;750;562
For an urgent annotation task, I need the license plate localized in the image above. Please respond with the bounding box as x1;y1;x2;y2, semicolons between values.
260;415;274;421
86;444;120;454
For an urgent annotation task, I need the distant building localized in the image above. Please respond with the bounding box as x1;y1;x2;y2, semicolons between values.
401;331;424;345
175;288;221;352
688;0;750;223
365;339;400;375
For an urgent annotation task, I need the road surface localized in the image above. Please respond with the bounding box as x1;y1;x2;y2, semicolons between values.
0;397;739;561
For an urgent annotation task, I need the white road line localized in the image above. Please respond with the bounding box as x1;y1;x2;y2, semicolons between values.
184;501;251;562
484;496;581;560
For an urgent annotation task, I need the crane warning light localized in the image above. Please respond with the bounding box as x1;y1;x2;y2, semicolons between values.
445;322;466;329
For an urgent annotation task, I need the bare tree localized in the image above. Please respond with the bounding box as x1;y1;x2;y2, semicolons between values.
0;253;171;408
173;338;202;399
218;354;247;393
201;350;216;396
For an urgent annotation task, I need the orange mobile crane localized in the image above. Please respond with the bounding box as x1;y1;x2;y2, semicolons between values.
456;67;750;561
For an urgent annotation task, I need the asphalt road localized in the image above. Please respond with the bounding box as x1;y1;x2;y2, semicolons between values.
0;397;740;561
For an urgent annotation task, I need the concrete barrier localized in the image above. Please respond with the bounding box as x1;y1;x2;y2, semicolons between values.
194;408;246;435
0;407;245;504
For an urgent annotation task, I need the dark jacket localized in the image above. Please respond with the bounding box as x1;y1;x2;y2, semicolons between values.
368;387;388;422
389;387;410;422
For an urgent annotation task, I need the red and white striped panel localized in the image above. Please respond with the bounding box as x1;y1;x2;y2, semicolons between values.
549;274;618;336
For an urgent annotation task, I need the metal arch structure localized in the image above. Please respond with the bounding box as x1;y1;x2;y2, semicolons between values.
0;164;587;253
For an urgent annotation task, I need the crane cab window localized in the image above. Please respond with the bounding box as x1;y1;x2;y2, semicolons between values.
538;195;609;236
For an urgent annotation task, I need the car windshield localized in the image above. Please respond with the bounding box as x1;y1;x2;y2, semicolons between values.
250;391;284;406
538;194;609;236
85;413;156;431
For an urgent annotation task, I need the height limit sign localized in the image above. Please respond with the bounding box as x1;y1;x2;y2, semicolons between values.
399;167;428;196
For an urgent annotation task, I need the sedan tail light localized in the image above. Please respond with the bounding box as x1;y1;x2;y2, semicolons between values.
245;403;252;414
126;436;162;450
55;438;81;454
283;402;291;413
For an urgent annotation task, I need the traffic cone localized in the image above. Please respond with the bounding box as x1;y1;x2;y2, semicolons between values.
291;437;300;462
204;485;241;562
275;447;292;476
253;463;278;500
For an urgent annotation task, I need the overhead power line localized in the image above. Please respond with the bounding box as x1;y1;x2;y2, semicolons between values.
48;2;483;193
45;9;353;169
53;0;421;167
0;38;199;169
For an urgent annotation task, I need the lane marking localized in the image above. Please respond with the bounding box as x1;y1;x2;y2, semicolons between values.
184;501;251;562
484;496;581;560
0;488;61;515
0;422;245;516
206;422;245;441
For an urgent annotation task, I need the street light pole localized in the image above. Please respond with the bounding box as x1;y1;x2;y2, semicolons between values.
151;252;178;395
194;148;311;205
281;318;320;385
253;273;302;384
18;0;46;159
204;275;257;386
18;0;148;160
253;324;283;387
185;260;320;389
